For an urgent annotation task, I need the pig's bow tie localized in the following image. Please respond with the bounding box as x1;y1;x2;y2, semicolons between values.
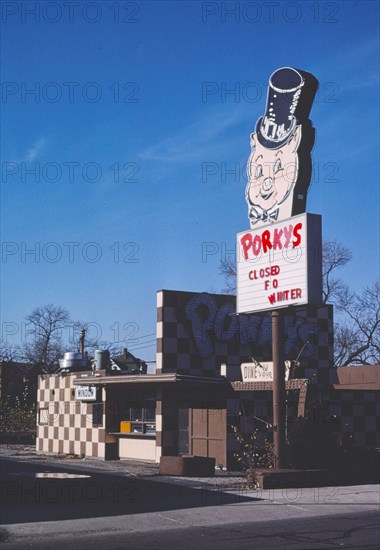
250;207;279;225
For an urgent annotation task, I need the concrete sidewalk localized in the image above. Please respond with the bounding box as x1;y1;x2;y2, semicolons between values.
1;444;379;494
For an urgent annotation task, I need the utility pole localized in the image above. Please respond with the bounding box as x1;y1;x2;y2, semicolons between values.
79;328;85;356
272;310;286;468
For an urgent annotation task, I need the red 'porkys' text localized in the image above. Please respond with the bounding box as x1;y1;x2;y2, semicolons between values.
240;222;303;260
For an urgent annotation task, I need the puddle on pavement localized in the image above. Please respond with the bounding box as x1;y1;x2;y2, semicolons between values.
10;472;91;479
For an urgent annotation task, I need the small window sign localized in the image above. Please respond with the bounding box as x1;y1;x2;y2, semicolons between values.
75;385;97;401
241;361;291;382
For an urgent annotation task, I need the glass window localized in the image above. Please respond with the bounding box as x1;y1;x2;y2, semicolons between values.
144;402;156;421
131;406;143;422
119;400;156;434
92;403;103;427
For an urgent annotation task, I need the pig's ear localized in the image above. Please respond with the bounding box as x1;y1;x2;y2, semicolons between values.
250;132;257;148
288;125;302;152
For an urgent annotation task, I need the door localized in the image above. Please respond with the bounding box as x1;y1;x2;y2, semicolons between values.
189;403;226;467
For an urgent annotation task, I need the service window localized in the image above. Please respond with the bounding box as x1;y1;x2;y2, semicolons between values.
121;399;156;434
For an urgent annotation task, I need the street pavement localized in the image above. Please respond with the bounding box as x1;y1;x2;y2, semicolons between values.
1;445;379;549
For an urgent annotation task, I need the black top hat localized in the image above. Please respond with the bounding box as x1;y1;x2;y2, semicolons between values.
255;67;304;149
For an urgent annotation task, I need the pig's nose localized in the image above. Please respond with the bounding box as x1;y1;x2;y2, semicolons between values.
262;178;273;191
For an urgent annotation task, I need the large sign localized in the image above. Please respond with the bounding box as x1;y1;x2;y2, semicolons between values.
238;67;320;314
237;213;322;314
245;67;318;229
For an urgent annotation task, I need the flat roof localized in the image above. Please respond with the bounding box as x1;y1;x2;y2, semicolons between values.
73;373;228;386
334;365;380;390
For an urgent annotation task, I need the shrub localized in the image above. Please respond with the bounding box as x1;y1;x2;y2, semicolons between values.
0;386;36;441
231;425;274;488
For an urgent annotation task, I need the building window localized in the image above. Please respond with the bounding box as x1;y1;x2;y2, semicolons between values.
92;403;103;427
38;407;49;425
122;399;156;434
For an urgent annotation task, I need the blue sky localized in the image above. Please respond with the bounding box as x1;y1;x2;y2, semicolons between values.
1;0;379;362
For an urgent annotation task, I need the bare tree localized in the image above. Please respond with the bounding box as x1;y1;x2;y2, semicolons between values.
334;281;380;365
322;241;351;304
69;320;124;358
0;341;22;363
23;304;70;373
319;243;379;361
219;256;237;294
0;341;37;404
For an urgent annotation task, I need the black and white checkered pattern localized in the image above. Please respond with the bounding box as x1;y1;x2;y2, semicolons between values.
36;373;106;457
332;389;380;448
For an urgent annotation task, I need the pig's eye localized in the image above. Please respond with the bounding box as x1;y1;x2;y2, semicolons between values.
274;159;282;174
255;164;263;178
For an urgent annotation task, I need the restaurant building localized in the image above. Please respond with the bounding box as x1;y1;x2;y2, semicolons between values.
36;289;380;469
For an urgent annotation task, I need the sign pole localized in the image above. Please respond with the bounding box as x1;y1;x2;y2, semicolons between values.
235;66;319;469
272;310;286;469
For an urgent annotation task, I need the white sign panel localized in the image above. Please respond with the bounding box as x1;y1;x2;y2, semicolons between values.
241;361;291;382
75;385;96;401
237;213;322;314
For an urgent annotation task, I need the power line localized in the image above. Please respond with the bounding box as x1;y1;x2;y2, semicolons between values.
110;333;156;345
128;338;156;347
127;343;156;352
127;342;156;351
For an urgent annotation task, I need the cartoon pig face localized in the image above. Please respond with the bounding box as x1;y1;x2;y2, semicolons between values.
246;125;302;213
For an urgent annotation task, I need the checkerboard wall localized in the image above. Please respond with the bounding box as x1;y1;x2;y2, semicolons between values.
36;373;106;458
331;389;380;448
156;290;335;390
157;290;339;466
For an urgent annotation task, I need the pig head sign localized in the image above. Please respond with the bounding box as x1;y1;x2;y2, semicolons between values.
237;67;322;314
246;67;318;227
